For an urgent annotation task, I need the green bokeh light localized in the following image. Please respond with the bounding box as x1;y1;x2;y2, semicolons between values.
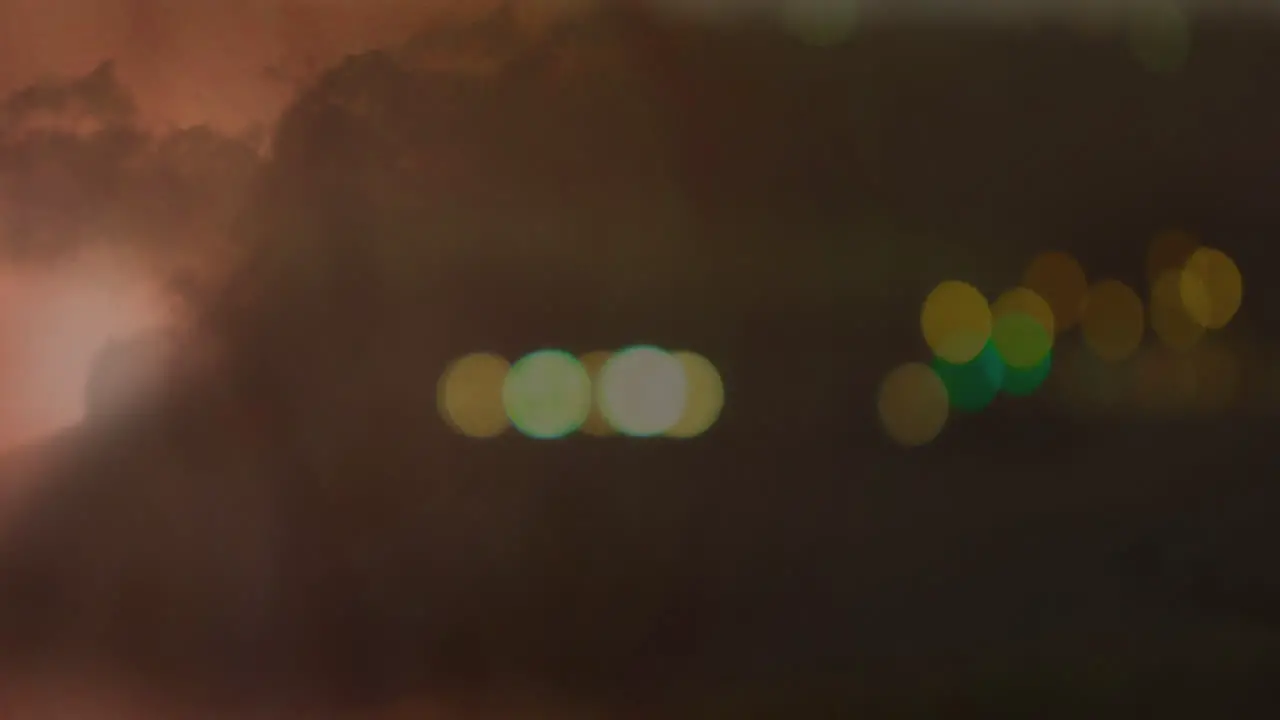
992;312;1052;370
502;349;592;439
1002;350;1053;398
932;341;1004;413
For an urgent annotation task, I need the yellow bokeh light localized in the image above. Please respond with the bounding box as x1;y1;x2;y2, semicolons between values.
1181;247;1243;330
1022;251;1088;333
1149;269;1207;351
578;350;615;437
992;287;1055;337
920;280;991;364
1081;280;1145;362
437;352;510;438
666;351;724;439
599;346;687;437
1146;229;1199;284
991;287;1055;369
877;362;949;448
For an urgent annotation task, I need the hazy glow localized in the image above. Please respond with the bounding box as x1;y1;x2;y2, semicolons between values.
599;345;686;437
779;0;859;47
1181;247;1242;330
920;280;991;364
1130;5;1191;74
1150;269;1206;351
877;362;948;448
1022;251;1088;333
1;249;169;448
666;351;724;439
577;350;616;437
1081;280;1144;362
503;350;592;439
437;352;510;438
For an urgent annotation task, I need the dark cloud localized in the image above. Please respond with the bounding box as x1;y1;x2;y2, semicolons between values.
0;60;261;273
0;60;136;132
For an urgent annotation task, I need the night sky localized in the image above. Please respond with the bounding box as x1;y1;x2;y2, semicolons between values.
0;2;1278;717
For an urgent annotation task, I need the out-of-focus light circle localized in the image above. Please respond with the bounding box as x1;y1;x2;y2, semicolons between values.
920;280;991;364
1002;350;1052;398
780;0;858;47
992;312;1053;370
992;287;1055;338
438;352;510;438
1146;229;1199;284
1081;280;1144;362
1181;247;1242;330
1150;269;1206;351
1130;5;1191;74
578;350;615;437
502;350;592;439
877;362;948;448
599;345;687;437
932;341;1004;413
1022;251;1088;332
666;351;724;439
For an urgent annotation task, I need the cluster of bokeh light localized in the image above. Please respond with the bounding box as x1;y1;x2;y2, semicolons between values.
437;346;724;440
878;231;1243;447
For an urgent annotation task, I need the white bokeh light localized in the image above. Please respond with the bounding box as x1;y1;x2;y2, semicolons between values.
598;345;687;437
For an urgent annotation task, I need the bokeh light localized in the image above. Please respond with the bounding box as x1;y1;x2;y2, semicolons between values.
1150;269;1206;351
992;312;1053;371
502;349;592;439
1022;251;1088;333
1081;280;1144;362
992;287;1055;339
932;341;1004;413
666;351;725;439
1146;229;1199;284
920;280;992;364
438;352;510;438
599;345;687;437
877;362;949;448
1181;247;1242;330
1002;350;1052;398
578;350;616;437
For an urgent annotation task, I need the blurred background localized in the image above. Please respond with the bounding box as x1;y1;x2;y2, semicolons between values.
0;0;1277;717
